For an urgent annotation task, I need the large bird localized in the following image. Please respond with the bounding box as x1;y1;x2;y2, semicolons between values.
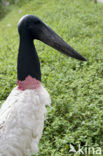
0;15;86;156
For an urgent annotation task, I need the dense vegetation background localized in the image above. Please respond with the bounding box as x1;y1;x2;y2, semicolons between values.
0;0;103;155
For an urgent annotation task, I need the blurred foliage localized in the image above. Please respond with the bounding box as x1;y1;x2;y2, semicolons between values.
0;0;103;155
0;0;5;18
5;0;32;5
0;0;32;19
0;0;100;19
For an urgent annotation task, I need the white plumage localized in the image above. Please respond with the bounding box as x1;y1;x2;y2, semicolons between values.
0;85;50;155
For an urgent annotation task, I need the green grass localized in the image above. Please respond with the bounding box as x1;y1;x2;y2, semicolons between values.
0;0;103;155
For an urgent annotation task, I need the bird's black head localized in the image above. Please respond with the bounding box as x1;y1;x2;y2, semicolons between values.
18;15;44;40
17;15;86;81
18;15;86;61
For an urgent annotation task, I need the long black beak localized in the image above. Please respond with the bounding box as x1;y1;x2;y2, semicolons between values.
39;24;86;61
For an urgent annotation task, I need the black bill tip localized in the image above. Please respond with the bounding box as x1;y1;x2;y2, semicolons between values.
81;57;87;61
70;49;87;61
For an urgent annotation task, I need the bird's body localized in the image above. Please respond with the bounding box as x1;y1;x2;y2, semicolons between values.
0;76;50;155
0;15;86;155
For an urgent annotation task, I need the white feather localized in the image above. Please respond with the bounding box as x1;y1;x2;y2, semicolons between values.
0;85;51;156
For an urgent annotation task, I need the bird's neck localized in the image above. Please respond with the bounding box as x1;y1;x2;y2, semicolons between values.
17;35;41;90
